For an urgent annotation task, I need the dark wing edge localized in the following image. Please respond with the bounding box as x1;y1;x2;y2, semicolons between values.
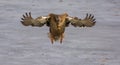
66;13;96;27
21;12;49;27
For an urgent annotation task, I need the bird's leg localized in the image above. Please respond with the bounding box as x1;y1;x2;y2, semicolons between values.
51;35;54;44
48;33;54;44
60;33;64;44
50;38;54;44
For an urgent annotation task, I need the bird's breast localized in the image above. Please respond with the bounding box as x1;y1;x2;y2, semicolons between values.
50;25;65;36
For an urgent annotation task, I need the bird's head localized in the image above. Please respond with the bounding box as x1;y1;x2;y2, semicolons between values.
49;13;68;29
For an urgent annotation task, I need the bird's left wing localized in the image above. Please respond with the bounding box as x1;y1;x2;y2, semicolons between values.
66;14;96;27
21;12;49;27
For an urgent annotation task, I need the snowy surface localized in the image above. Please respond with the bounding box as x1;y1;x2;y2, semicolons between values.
0;0;120;65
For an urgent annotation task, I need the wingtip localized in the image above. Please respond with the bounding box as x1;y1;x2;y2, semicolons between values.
21;18;24;20
93;21;96;25
20;21;30;26
20;21;25;25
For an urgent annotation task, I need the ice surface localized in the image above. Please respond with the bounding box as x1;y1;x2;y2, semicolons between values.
0;0;120;65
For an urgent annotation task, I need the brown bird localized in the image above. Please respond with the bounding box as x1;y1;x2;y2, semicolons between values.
21;12;96;44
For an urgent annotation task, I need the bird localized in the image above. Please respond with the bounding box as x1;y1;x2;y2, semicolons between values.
21;12;96;44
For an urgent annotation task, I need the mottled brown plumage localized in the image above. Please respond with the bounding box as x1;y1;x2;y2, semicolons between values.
21;12;96;44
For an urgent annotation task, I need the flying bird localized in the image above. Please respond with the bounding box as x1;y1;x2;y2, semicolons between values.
21;12;96;44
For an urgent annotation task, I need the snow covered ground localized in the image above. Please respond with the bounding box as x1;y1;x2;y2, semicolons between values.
0;0;120;65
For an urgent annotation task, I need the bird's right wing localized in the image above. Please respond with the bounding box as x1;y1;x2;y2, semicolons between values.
21;12;49;27
66;14;96;27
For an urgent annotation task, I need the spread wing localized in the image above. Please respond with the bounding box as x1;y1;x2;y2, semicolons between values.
21;12;49;27
66;13;96;27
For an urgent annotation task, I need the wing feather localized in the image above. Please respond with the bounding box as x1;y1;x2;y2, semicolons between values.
66;13;96;27
21;12;49;27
